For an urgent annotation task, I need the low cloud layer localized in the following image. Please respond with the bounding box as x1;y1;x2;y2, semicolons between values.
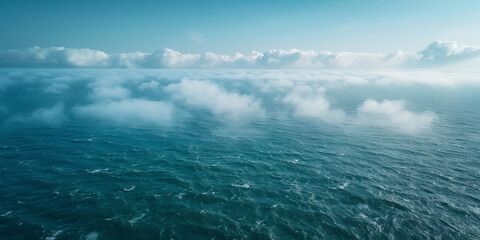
0;68;464;134
73;99;173;125
283;85;345;122
6;102;66;125
166;79;264;118
356;99;437;134
1;41;479;68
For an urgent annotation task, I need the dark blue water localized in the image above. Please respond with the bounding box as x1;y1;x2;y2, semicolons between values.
0;69;479;239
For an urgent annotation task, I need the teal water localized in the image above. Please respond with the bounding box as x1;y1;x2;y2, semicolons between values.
0;69;479;239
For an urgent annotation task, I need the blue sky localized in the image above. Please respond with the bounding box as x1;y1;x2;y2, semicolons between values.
1;0;480;54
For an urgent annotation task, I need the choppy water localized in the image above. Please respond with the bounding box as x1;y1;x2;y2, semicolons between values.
0;69;479;239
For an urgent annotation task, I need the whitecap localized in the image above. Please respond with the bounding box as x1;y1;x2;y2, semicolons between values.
83;231;99;240
232;183;250;188
88;168;108;174
128;213;145;225
175;193;185;199
338;182;349;189
123;186;136;192
45;230;63;240
1;211;12;217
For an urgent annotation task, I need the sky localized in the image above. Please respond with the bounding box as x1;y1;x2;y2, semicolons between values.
1;0;480;54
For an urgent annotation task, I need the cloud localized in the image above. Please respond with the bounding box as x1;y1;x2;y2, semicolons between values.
6;102;66;125
143;48;202;68
258;79;295;93
44;82;70;94
1;41;479;68
0;68;446;134
283;85;345;122
165;79;264;118
73;99;173;125
30;102;66;124
85;75;132;100
258;49;318;67
89;86;130;100
108;51;149;68
417;40;480;66
356;99;436;134
0;46;109;67
138;81;160;90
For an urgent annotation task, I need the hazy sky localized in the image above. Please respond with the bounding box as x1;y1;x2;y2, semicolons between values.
1;0;480;54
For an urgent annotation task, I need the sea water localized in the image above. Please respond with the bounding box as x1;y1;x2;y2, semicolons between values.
0;69;479;239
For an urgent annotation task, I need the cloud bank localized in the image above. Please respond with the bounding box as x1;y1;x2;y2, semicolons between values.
283;85;345;122
73;99;173;125
6;102;66;125
166;79;264;118
1;41;479;68
356;99;437;134
0;68;460;133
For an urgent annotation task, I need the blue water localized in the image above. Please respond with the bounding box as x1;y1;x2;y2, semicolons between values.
0;69;479;239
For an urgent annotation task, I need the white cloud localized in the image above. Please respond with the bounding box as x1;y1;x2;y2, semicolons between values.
283;85;345;122
258;49;318;67
85;75;132;100
417;40;480;66
146;48;201;68
240;69;480;87
0;46;109;67
73;99;173;125
138;81;160;90
165;79;264;118
44;82;70;94
0;68;447;134
258;79;295;93
90;86;130;100
356;99;436;134
1;41;479;68
109;51;148;68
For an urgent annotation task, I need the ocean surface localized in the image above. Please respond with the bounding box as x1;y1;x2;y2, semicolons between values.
0;69;479;239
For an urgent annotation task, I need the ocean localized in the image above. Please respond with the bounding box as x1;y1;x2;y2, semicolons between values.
0;69;479;239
